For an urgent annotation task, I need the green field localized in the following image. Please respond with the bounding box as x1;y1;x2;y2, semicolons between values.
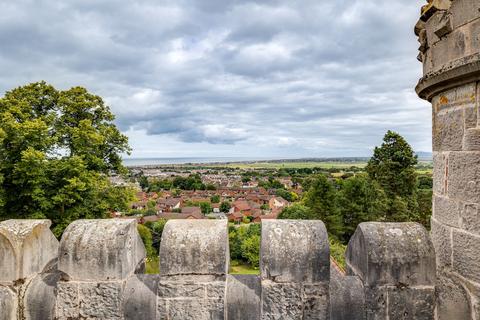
206;161;368;170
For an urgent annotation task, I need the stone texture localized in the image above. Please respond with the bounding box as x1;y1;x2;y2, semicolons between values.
123;274;159;320
452;229;480;284
433;101;464;151
430;218;453;268
447;151;480;203
79;282;124;319
160;220;229;276
346;222;436;286
432;152;447;195
261;281;329;320
329;262;365;320
433;194;460;227
364;286;387;320
55;282;80;319
0;287;15;320
459;202;480;236
24;271;62;320
58;219;146;281
435;273;471;320
261;219;329;283
449;0;480;29
464;128;480;150
387;286;435;320
157;276;226;320
0;220;58;283
158;298;224;320
226;275;261;320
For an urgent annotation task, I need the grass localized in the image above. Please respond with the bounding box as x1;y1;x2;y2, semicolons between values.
230;262;260;275
146;257;159;274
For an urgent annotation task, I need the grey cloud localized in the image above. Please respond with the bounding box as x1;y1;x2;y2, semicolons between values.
0;0;430;157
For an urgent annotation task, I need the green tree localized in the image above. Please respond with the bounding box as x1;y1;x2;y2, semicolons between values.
279;203;315;220
151;219;167;252
137;224;156;259
303;174;344;240
366;130;419;221
336;175;388;241
220;201;231;213
241;234;260;268
366;130;418;197
0;82;131;236
210;195;220;203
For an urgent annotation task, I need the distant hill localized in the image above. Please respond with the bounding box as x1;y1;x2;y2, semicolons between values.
415;151;433;161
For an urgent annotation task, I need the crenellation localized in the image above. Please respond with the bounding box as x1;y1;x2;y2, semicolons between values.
0;216;446;319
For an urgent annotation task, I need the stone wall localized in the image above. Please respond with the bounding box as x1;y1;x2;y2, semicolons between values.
416;1;480;319
0;218;435;319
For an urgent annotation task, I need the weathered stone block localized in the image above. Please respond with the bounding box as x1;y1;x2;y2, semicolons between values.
79;282;124;319
160;220;228;276
450;0;480;29
226;275;261;320
302;284;329;320
387;286;435;320
459;202;480;236
55;282;79;319
433;152;447;195
0;220;58;283
435;272;471;320
0;287;16;320
434;12;453;38
452;229;480;283
58;219;146;281
447;151;480;203
346;222;436;286
158;298;224;320
329;263;365;320
364;286;387;320
261;281;329;320
157;276;226;320
430;218;453;268
433;194;460;227
464;128;480;150
123;274;159;320
25;271;62;320
261;220;329;283
464;105;477;129
433;106;464;151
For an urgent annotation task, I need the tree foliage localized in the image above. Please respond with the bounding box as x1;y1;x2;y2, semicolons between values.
366;130;419;222
0;82;132;236
366;130;418;197
303;174;344;240
336;175;387;241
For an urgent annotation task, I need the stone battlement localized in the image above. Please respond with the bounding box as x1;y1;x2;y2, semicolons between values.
0;218;435;320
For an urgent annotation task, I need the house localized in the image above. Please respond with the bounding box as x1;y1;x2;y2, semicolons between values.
181;207;202;216
156;198;182;212
269;196;289;210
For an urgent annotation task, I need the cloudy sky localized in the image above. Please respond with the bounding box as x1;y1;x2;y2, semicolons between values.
0;0;430;159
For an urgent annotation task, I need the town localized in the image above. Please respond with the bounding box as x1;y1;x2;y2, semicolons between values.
123;166;298;223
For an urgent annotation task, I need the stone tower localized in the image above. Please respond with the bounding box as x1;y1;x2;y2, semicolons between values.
416;0;480;319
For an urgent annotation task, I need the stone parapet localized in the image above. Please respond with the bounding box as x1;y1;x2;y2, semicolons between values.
346;222;436;320
0;219;437;319
416;1;480;319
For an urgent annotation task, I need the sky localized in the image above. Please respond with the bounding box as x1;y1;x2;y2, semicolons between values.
0;0;430;159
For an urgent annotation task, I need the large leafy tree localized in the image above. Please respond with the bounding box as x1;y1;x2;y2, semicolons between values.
0;82;133;236
336;174;388;241
366;130;418;221
302;174;344;240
